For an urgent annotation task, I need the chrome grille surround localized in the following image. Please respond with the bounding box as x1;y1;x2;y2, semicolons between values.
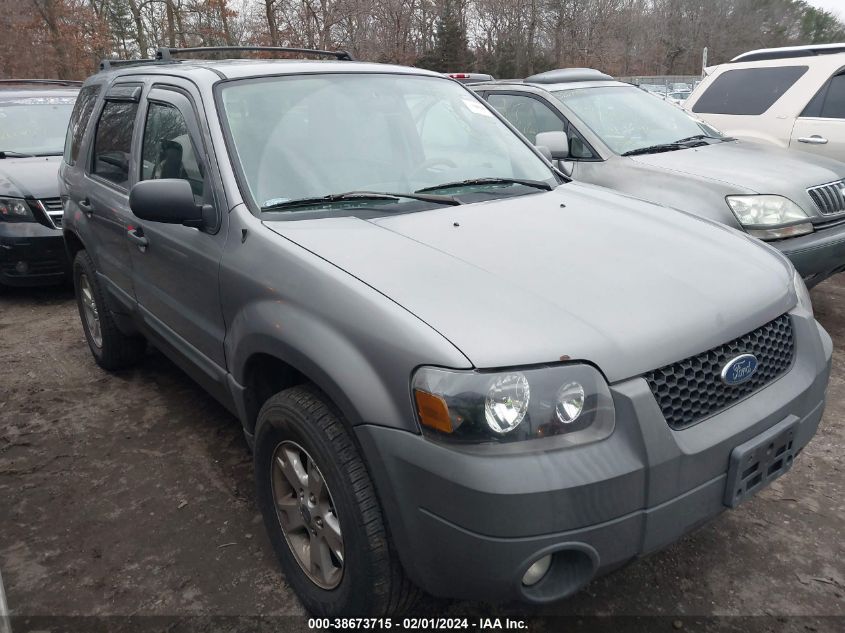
37;197;64;229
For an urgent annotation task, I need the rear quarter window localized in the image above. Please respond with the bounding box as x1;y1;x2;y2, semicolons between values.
692;66;808;115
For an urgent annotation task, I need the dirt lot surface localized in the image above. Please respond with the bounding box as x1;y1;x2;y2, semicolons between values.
1;278;844;632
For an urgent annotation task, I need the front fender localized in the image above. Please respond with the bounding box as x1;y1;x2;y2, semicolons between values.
228;299;400;431
221;206;472;433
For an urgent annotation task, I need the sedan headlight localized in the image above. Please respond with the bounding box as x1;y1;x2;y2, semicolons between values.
0;197;35;222
793;269;813;317
412;364;615;444
726;195;812;240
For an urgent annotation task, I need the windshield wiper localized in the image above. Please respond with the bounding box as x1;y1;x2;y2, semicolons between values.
673;134;718;144
621;143;687;157
622;133;730;157
416;177;553;194
260;190;460;212
0;150;35;158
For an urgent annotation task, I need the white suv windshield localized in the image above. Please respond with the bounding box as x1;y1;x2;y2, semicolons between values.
0;96;76;155
554;86;722;155
220;74;556;209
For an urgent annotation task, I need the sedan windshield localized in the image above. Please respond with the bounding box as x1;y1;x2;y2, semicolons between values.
553;86;723;156
0;96;76;156
220;74;557;212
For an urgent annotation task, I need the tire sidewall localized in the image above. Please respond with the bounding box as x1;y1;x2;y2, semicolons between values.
255;398;377;616
73;252;105;363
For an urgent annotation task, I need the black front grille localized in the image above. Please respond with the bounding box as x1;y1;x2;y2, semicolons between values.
645;314;795;429
808;179;845;215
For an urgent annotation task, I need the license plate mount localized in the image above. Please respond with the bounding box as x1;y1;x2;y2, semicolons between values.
724;415;800;508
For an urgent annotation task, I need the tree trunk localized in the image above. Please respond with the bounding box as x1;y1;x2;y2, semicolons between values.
265;0;279;46
127;0;148;58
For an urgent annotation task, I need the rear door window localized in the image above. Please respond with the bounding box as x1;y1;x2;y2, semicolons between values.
692;66;808;115
802;73;845;119
91;100;138;189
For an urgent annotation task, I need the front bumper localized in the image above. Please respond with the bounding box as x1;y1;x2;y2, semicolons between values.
0;222;67;286
356;314;832;603
773;220;845;287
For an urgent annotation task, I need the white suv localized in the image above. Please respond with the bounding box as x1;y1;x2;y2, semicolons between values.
685;44;845;163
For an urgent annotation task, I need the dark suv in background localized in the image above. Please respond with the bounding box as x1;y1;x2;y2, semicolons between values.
0;80;81;288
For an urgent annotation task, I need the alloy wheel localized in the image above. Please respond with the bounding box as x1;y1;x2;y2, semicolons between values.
271;440;344;589
79;274;103;348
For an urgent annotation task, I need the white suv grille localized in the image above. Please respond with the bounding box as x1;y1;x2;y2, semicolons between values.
808;179;845;216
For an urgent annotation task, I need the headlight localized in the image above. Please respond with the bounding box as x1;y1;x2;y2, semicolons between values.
412;364;615;444
793;269;813;316
0;197;35;222
726;195;812;240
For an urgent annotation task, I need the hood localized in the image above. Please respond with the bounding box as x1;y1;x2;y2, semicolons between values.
266;184;794;382
0;156;62;199
629;141;844;194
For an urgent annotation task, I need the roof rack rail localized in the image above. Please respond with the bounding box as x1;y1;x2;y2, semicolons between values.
731;43;845;63
98;57;160;72
0;79;82;86
155;46;355;61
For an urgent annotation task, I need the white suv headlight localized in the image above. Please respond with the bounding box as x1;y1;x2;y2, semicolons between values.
726;195;813;240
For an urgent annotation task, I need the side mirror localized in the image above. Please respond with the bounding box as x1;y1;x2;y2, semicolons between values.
535;131;569;160
129;179;205;228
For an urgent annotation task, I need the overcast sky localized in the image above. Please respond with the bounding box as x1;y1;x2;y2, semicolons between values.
807;0;844;18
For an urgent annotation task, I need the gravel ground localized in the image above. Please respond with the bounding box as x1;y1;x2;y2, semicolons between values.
0;277;843;632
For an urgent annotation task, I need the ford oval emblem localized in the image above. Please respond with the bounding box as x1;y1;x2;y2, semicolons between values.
721;353;759;386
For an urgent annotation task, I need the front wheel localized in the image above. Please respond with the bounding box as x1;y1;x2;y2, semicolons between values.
255;385;420;616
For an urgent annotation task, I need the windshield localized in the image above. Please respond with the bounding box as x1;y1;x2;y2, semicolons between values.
220;74;556;211
553;86;723;155
0;96;76;155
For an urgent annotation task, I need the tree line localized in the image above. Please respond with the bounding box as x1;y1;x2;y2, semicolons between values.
1;0;843;81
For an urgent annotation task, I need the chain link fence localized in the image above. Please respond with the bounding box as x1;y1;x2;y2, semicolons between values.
617;75;702;95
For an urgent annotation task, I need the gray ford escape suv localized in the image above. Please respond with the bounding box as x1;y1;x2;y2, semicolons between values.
61;47;832;617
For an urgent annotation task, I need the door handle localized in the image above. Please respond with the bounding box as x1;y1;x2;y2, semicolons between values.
798;135;829;145
127;227;149;250
78;198;93;214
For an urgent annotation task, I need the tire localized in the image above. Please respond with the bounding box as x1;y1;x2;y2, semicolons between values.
255;384;420;617
73;250;145;370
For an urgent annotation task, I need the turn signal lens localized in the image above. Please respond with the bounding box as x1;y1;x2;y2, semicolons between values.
414;390;453;434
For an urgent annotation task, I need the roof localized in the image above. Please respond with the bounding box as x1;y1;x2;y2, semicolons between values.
731;43;845;63
94;58;444;83
94;46;445;83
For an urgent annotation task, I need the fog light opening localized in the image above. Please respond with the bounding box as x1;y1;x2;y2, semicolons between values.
522;554;552;586
15;260;28;274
